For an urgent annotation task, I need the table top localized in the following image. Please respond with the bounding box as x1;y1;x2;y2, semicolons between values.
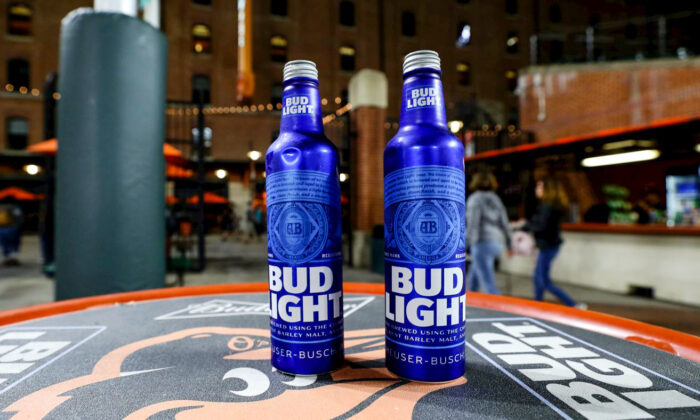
0;286;698;419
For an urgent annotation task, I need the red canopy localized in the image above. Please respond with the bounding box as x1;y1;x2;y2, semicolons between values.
27;139;186;165
187;192;228;204
0;187;44;201
26;138;58;155
166;164;194;179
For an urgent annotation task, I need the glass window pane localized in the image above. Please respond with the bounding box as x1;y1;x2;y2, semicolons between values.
7;58;30;87
192;24;212;54
6;117;29;150
457;62;471;86
270;35;287;62
402;12;416;37
270;0;287;16
7;3;32;36
339;46;355;71
192;75;211;104
339;1;355;27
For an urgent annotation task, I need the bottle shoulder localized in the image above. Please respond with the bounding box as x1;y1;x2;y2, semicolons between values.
384;125;464;173
385;125;463;151
268;132;338;154
266;132;339;172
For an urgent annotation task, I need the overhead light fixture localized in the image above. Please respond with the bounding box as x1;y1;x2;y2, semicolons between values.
339;173;349;182
602;139;637;150
23;164;40;175
581;149;660;168
602;139;655;150
448;120;464;134
695;144;700;153
456;24;471;47
215;169;228;179
246;150;262;161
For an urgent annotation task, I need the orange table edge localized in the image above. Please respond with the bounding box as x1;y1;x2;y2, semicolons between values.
0;282;698;364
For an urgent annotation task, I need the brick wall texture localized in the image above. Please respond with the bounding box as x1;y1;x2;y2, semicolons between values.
519;58;700;142
351;106;385;231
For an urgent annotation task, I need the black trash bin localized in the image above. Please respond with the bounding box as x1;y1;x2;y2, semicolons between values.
370;224;384;275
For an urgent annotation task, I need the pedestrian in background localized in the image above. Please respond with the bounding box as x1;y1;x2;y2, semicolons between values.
466;171;512;295
220;203;236;241
0;201;23;266
528;178;584;308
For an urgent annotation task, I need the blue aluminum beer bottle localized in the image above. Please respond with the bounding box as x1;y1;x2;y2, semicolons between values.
266;60;344;375
384;50;467;382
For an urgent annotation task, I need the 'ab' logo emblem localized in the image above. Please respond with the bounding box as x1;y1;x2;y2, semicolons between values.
394;200;462;265
287;222;302;235
269;202;328;264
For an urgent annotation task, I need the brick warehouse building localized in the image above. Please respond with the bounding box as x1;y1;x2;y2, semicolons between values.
0;0;691;240
2;0;658;160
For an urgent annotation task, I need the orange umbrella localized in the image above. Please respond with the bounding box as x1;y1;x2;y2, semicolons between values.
27;139;186;164
162;143;186;165
0;187;44;201
26;138;58;155
187;192;228;204
166;164;194;179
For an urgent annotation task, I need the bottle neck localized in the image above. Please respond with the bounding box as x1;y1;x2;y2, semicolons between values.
399;69;447;129
279;77;323;134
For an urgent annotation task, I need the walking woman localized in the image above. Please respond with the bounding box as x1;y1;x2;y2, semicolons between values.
528;178;583;308
466;171;512;294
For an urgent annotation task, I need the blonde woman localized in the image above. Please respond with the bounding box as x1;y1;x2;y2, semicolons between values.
466;172;512;295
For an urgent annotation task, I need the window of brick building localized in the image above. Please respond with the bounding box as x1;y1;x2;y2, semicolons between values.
7;3;32;36
506;0;518;15
270;0;287;16
339;45;355;71
339;1;355;27
507;107;518;125
456;62;471;86
549;4;562;23
270;35;288;62
192;75;211;104
505;69;517;92
456;22;471;47
506;31;519;54
271;82;284;105
401;11;416;37
6;117;29;150
550;40;563;62
192;24;212;54
7;58;29;88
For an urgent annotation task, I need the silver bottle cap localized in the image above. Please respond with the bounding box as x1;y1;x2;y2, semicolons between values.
283;60;318;81
403;50;441;74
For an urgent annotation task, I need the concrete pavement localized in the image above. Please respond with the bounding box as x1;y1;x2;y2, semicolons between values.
1;235;699;336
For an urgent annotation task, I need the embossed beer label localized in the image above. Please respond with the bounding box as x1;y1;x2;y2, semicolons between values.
281;95;315;117
384;165;466;377
267;170;339;264
266;169;343;371
405;86;441;111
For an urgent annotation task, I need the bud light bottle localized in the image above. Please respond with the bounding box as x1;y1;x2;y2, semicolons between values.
384;50;466;382
266;60;343;375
